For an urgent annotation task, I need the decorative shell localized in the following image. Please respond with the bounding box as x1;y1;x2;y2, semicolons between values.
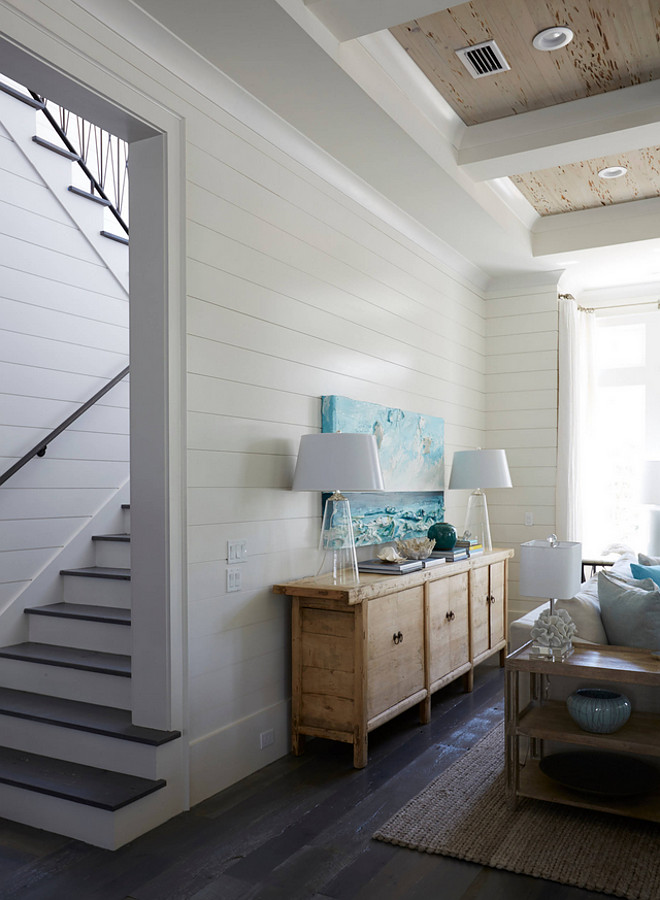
530;609;577;647
377;546;407;563
395;537;436;560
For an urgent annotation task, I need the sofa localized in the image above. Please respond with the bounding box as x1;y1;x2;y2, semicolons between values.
509;551;660;711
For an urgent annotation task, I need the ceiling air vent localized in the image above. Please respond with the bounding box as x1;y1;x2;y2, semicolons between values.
456;40;510;78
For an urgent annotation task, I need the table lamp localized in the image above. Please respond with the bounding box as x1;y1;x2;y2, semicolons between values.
292;433;384;584
642;460;660;556
520;535;582;660
448;449;512;551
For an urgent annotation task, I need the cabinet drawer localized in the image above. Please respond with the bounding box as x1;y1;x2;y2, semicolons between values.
367;585;424;719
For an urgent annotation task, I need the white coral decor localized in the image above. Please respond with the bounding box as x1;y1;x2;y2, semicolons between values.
530;608;577;647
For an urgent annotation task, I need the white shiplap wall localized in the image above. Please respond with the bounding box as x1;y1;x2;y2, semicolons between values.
185;124;488;800
0;89;129;622
485;282;560;619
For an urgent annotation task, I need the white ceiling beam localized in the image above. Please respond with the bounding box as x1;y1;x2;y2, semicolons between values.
532;197;660;257
458;81;660;181
303;0;470;42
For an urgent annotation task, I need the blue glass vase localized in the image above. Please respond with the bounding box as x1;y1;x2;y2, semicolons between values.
566;688;631;734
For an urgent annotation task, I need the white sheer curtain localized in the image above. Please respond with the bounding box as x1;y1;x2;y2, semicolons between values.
556;297;596;542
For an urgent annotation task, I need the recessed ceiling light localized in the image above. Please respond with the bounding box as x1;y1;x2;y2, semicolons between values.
598;166;628;179
532;26;574;51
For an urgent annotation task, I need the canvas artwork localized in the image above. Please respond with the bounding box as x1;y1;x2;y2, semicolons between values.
321;395;445;546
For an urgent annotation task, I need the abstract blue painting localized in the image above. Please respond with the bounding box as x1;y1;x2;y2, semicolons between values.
321;395;445;546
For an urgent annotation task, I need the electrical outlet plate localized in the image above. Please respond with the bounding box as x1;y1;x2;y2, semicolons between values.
525;512;534;526
260;729;274;750
226;566;242;592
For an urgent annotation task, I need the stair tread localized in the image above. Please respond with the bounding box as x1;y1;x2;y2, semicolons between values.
60;566;130;580
0;643;130;677
24;603;130;625
92;533;130;543
0;687;179;745
0;744;165;810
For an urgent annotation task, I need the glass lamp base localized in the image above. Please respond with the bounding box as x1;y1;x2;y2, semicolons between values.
529;641;573;661
317;494;359;585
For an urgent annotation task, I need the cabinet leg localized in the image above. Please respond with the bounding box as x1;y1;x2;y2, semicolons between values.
499;646;506;667
420;695;431;725
353;730;368;768
291;730;305;757
463;668;474;693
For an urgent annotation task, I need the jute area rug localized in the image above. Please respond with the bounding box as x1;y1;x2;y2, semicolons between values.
374;723;660;900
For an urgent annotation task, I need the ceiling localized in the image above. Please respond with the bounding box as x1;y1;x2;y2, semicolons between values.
116;0;660;296
390;0;660;217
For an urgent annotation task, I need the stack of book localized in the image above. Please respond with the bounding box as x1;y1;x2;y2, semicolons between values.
429;546;469;562
358;556;448;575
455;538;483;557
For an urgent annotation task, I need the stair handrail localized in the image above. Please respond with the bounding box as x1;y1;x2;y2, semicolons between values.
0;366;130;487
27;89;129;236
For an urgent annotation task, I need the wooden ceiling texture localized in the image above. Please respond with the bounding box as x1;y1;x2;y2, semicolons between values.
390;0;660;215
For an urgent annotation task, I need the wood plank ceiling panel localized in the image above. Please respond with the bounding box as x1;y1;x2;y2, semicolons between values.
511;147;660;215
390;0;660;127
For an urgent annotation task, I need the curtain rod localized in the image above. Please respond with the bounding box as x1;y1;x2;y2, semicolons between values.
558;293;660;313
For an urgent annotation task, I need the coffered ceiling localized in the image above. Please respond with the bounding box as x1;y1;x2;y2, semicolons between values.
389;0;660;215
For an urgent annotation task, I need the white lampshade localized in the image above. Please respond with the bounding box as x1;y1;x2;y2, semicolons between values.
448;449;512;490
519;538;582;599
292;433;385;492
642;461;660;505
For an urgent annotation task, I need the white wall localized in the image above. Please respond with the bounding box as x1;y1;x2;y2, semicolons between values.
185;132;487;801
485;281;560;619
0;87;129;622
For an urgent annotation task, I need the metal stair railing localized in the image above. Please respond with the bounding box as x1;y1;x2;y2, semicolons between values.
0;366;130;487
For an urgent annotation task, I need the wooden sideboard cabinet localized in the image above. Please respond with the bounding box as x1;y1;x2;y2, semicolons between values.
274;548;513;767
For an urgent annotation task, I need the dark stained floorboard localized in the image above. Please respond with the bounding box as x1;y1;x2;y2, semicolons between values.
0;663;612;900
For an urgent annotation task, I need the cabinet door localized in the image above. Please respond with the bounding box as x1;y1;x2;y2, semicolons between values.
488;561;506;647
367;586;424;720
428;573;469;689
470;565;491;659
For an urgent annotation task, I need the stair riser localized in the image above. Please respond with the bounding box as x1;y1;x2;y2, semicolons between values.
0;777;179;850
61;574;131;608
0;658;131;709
94;541;131;569
0;714;177;780
28;616;131;655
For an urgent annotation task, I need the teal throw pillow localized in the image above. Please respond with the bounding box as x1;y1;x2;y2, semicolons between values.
630;563;660;589
598;571;660;650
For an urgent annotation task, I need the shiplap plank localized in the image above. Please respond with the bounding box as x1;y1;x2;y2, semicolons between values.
487;390;557;411
485;370;558;393
486;294;559;318
0;265;128;318
0;547;58;583
487;487;556;506
188;486;315;527
487;428;557;449
486;351;557;375
0;297;128;354
0;363;129;406
187;518;316;565
486;409;557;431
0;395;128;432
0;234;120;296
0;517;86;552
0;459;128;490
487;311;558;337
487;332;557;355
0;428;129;462
0;488;112;520
187;374;318;426
0;329;128;376
187;412;306;455
0;171;74;227
187;450;294;490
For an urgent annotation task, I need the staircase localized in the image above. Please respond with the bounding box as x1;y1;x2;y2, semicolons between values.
0;504;182;849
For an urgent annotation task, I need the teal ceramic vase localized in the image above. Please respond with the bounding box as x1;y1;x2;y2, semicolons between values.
566;688;631;734
427;522;457;551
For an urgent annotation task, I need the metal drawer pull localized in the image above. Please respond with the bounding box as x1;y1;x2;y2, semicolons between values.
392;631;404;644
445;610;455;621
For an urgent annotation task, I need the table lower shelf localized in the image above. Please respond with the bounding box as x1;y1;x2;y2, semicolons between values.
515;759;660;823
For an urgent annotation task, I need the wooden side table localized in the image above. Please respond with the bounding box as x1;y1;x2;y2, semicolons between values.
505;642;660;822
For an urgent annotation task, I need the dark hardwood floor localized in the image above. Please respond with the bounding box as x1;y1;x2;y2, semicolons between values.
0;664;609;900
